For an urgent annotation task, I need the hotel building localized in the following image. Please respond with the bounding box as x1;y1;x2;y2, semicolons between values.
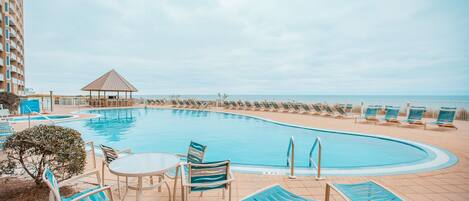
1;0;24;95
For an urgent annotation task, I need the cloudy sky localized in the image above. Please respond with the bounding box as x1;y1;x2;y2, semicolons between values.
25;0;469;95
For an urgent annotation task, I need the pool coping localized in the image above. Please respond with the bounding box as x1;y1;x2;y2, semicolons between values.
69;107;459;176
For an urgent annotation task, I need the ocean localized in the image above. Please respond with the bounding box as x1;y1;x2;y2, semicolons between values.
136;95;469;110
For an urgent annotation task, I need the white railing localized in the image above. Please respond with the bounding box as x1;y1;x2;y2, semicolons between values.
286;136;296;179
25;105;56;127
308;137;324;180
85;141;97;168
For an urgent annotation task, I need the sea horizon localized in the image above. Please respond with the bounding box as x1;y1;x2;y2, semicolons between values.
135;94;469;109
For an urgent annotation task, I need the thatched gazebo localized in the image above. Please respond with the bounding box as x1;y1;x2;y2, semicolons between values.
81;69;138;107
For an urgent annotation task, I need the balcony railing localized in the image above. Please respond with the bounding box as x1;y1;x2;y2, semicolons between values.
0;74;4;81
10;41;17;50
10;28;17;38
10;53;17;62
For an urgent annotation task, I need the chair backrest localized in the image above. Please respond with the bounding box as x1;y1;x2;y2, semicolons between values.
437;107;457;123
364;106;380;118
335;105;346;115
407;106;426;121
334;181;402;201
188;160;230;192
43;167;62;201
187;141;207;163
100;144;119;164
384;106;400;121
0;121;13;134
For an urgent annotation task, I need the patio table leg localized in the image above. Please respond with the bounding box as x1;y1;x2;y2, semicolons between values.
136;176;143;201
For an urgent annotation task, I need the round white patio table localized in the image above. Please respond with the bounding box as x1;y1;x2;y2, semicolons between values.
109;153;179;201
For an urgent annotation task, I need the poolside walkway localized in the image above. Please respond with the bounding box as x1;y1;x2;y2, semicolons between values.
9;105;469;201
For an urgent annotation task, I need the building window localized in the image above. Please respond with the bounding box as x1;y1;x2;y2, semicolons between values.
4;2;8;12
5;43;9;52
6;70;10;79
6;56;10;66
5;29;9;39
5;16;8;26
7;83;10;93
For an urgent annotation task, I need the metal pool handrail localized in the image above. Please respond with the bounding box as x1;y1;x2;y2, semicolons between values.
286;136;296;179
25;105;56;127
309;136;324;180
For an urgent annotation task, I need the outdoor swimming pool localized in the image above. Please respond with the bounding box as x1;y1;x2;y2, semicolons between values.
60;108;457;176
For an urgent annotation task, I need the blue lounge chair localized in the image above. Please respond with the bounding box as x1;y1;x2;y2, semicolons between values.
401;106;426;127
427;107;458;129
383;106;401;123
43;166;114;201
355;105;381;124
180;160;234;201
241;184;314;201
325;180;402;201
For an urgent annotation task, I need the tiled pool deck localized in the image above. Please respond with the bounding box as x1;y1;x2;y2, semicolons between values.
9;105;469;201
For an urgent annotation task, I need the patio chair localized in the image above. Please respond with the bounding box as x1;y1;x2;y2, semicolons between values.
322;104;337;116
334;105;352;118
0;121;13;149
401;106;426;127
325;180;402;201
43;166;114;201
262;101;272;111
427;107;458;129
99;144;133;198
355;105;381;124
291;103;301;113
223;101;230;109
237;100;245;110
383;106;401;124
171;141;208;201
242;184;314;201
180;160;235;201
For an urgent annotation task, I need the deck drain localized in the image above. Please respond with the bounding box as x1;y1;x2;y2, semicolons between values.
262;171;283;175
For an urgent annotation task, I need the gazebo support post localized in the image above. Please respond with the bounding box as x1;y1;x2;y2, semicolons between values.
98;91;100;107
117;91;120;107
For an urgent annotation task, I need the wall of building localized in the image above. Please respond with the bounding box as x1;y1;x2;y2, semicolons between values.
0;0;24;95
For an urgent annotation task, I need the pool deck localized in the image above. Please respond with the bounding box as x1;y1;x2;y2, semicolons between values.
6;105;469;201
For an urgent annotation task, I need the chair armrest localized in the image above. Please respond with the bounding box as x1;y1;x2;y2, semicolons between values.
59;169;100;187
180;164;234;187
70;186;112;201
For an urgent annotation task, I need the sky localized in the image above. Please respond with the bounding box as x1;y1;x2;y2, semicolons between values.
24;0;469;95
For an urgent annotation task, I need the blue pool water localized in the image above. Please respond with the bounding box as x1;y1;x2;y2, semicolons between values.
57;108;454;172
9;115;74;122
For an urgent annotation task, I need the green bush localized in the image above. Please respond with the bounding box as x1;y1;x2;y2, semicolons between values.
0;125;86;185
0;92;20;112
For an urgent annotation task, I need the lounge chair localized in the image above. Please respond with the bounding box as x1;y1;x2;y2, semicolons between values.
253;101;262;111
237;100;245;110
244;101;253;110
43;166;114;201
171;141;207;201
171;100;178;107
242;184;313;201
334;105;352;118
0;109;10;119
427;107;458;129
290;103;301;113
325;180;402;201
322;104;339;117
179;160;234;201
311;104;323;115
261;101;271;111
223;101;230;109
401;106;426;127
99;144;134;198
355;105;381;124
270;102;280;112
383;105;401;124
280;102;291;113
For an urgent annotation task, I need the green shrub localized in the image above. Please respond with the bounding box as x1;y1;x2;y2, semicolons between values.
0;125;86;185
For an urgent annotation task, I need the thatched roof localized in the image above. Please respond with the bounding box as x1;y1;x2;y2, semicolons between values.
81;69;138;92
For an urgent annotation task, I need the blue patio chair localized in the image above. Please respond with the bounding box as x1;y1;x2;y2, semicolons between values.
383;106;400;123
355;105;381;124
180;160;234;201
401;106;426;127
241;184;314;201
43;166;114;201
427;107;458;129
325;180;402;201
170;141;207;201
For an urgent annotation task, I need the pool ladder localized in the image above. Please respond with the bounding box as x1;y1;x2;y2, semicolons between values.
286;136;324;180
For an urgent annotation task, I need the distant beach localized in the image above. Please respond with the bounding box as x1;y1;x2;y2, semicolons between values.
137;95;469;110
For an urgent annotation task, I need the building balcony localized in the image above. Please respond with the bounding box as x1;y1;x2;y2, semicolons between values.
0;74;4;81
0;58;3;67
9;17;16;27
0;43;3;52
10;53;17;62
10;28;17;38
10;41;17;50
